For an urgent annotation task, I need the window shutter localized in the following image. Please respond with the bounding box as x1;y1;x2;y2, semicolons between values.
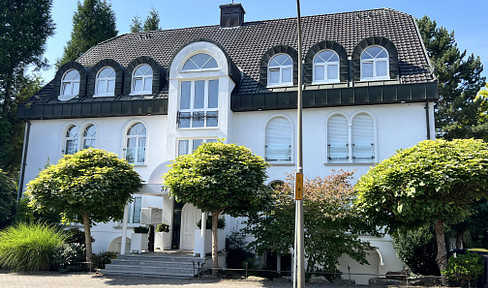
352;113;374;162
327;115;348;162
265;117;292;161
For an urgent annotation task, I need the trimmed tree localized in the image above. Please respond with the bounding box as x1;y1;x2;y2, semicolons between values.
164;141;269;275
26;148;142;267
355;139;488;284
245;171;377;278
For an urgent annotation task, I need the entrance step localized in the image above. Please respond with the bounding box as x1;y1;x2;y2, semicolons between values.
102;252;205;278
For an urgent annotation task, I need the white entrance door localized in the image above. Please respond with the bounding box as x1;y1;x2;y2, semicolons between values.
180;203;201;250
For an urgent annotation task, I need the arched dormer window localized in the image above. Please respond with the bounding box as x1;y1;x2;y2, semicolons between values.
265;116;292;162
313;50;340;83
360;46;389;80
61;69;80;98
65;125;79;155
268;54;293;87
94;67;115;97
131;64;153;95
82;124;96;149
125;123;146;165
182;53;218;71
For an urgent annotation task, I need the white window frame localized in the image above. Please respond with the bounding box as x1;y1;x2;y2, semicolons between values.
177;79;219;129
81;124;96;150
267;53;293;88
265;116;293;164
360;46;389;81
177;138;217;156
312;49;340;84
124;122;147;165
64;124;80;155
326;112;377;164
94;66;115;97
128;196;142;224
59;69;80;100
131;64;153;95
181;53;219;72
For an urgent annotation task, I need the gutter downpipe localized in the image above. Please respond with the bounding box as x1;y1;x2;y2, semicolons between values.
425;100;431;140
17;120;31;202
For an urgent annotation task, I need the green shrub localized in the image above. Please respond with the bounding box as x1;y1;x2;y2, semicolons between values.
0;222;66;271
442;252;484;286
92;251;117;269
156;223;169;232
197;217;225;229
51;243;86;273
64;228;94;245
133;226;149;233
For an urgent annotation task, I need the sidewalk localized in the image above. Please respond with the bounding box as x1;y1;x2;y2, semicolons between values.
0;271;339;288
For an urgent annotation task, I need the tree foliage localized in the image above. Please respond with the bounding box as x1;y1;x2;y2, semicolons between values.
246;171;376;276
0;170;17;229
355;139;488;282
443;252;484;286
0;0;54;177
164;141;269;274
56;0;117;67
129;16;143;33
417;16;487;140
26;148;141;266
130;8;161;33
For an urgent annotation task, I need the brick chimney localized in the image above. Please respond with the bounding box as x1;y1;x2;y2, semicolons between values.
220;3;245;28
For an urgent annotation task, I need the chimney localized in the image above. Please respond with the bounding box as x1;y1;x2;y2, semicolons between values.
220;3;245;28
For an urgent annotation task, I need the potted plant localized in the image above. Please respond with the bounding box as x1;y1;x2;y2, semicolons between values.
131;226;149;253
154;223;170;251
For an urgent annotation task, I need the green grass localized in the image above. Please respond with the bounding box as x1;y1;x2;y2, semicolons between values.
0;222;66;271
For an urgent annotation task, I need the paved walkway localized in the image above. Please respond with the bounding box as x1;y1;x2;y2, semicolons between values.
0;271;342;288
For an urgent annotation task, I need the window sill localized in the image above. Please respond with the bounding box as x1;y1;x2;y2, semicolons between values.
324;162;376;166
359;77;390;82
129;91;152;96
93;94;114;98
312;80;340;85
58;95;78;101
266;83;293;89
176;126;219;130
267;161;295;166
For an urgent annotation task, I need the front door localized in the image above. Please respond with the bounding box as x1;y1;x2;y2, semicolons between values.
180;203;201;250
171;200;184;249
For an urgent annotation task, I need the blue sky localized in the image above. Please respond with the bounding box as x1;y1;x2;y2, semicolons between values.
39;0;488;82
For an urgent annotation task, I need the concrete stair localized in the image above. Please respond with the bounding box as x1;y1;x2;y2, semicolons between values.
102;252;205;278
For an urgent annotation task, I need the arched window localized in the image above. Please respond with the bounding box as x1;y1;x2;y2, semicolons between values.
182;53;218;71
268;180;285;190
352;113;375;162
313;50;339;83
265;117;292;162
327;115;348;162
61;69;80;97
360;46;389;80
65;125;79;154
95;67;115;96
268;54;293;87
125;123;146;164
131;64;153;95
82;124;96;149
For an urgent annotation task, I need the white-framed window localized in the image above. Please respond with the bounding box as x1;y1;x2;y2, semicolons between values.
177;79;219;128
65;125;79;155
125;123;146;165
265;116;292;162
182;53;218;71
268;54;293;87
61;69;80;98
327;113;375;163
131;64;153;95
177;138;217;156
360;46;389;81
313;50;340;83
82;124;96;149
95;66;115;97
128;196;142;224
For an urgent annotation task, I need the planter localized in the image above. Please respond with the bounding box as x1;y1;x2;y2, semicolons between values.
154;231;170;250
130;233;148;253
194;228;225;256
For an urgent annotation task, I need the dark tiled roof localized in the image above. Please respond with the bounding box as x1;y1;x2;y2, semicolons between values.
20;8;436;119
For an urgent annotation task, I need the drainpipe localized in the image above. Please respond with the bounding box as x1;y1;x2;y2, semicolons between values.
17;120;31;202
424;100;431;140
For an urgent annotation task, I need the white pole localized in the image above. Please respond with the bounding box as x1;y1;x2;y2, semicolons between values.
121;203;129;255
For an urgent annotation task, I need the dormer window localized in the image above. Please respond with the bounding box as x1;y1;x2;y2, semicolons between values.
360;46;389;81
182;53;218;71
268;54;293;87
94;67;115;97
313;50;339;84
131;64;153;95
60;69;80;99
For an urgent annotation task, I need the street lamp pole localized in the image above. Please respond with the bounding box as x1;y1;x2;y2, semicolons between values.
294;0;305;288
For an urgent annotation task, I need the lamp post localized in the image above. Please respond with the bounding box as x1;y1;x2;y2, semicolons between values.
294;0;305;288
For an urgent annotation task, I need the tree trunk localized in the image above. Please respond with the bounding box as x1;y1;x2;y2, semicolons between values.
434;220;448;285
211;210;220;276
82;213;93;270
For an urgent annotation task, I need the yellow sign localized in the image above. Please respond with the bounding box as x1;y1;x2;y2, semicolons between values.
295;173;303;200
